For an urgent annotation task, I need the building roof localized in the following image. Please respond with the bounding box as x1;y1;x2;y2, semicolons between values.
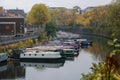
48;7;67;10
6;9;26;17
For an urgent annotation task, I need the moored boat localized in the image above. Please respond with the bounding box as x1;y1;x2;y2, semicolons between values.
62;49;75;57
20;50;64;63
0;53;8;62
80;41;93;48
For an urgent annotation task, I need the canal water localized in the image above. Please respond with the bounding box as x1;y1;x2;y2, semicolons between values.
0;36;110;80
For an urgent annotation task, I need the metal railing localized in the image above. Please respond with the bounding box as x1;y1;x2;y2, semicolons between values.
0;34;39;45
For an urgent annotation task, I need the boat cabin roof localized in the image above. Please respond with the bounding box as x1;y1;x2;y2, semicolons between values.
23;51;60;55
0;53;7;56
63;48;74;51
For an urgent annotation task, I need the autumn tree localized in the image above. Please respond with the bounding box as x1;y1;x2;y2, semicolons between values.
106;0;120;39
26;4;51;27
50;8;68;26
49;8;77;27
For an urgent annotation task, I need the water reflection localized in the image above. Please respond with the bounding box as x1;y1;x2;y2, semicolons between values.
0;62;7;72
21;60;65;68
65;56;74;61
82;35;111;61
0;61;25;80
0;59;65;80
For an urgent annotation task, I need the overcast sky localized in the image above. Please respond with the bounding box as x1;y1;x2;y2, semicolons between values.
0;0;112;12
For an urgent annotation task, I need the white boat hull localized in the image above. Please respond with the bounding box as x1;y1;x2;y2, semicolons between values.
20;51;64;63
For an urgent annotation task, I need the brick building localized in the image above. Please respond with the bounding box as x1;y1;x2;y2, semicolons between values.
0;17;25;37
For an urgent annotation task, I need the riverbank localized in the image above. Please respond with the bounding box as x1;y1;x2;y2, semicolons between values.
0;33;48;53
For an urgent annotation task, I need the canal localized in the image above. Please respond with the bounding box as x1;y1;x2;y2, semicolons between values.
0;35;110;80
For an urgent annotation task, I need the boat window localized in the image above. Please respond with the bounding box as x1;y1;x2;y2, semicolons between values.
35;54;37;56
36;51;39;53
29;54;31;56
42;54;44;56
24;54;25;56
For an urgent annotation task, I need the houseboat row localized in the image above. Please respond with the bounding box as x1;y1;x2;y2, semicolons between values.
0;31;92;63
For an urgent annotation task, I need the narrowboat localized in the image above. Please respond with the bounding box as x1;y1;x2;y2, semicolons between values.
80;41;93;48
20;50;64;63
0;53;8;62
62;49;75;57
